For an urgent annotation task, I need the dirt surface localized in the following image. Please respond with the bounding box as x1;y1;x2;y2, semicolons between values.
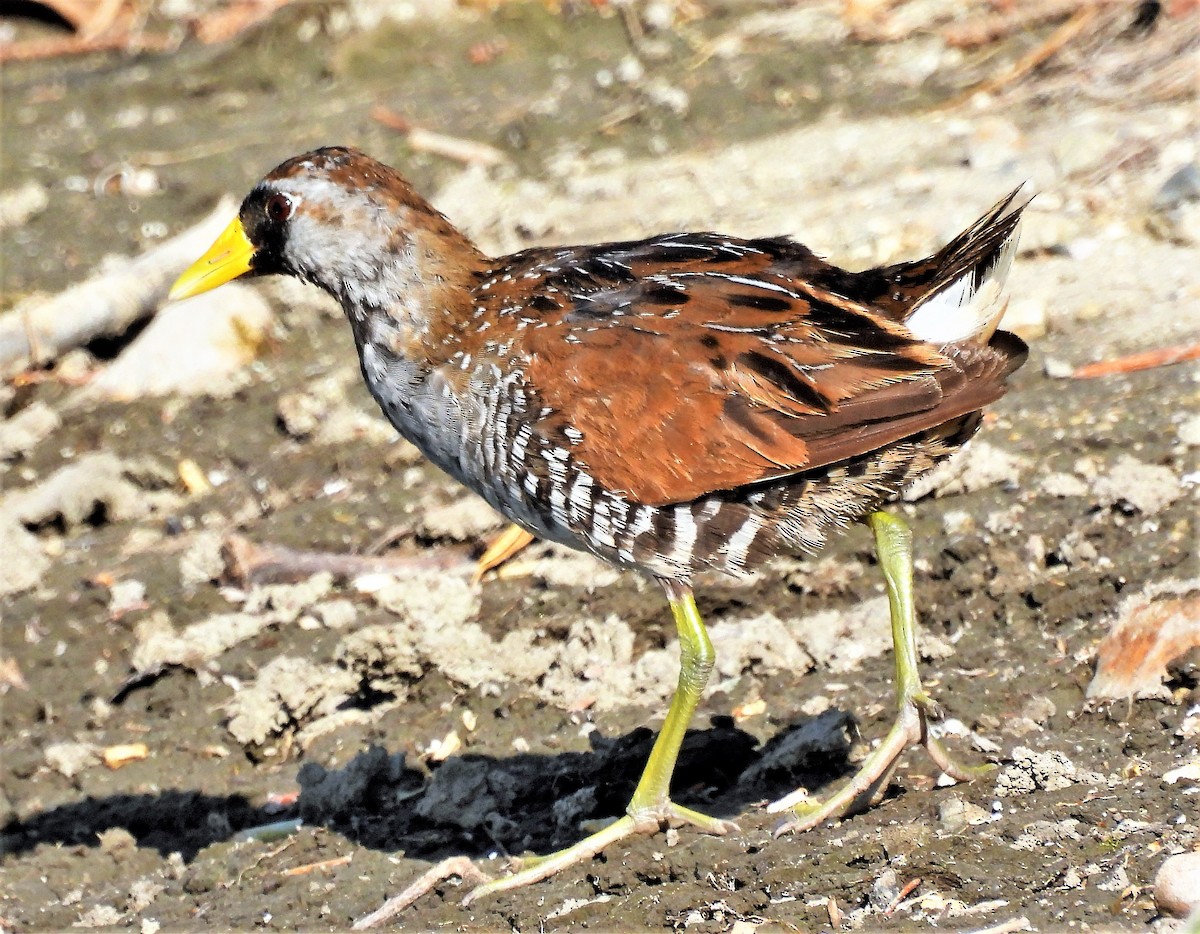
2;2;1199;931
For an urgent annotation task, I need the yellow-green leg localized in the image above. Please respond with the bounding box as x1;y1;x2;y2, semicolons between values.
356;583;733;924
769;510;992;837
459;580;735;903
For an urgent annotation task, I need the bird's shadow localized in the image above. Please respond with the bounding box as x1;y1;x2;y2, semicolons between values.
1;711;858;864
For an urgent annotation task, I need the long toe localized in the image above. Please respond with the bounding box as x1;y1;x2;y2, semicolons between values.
768;696;991;837
354;857;492;928
463;800;737;905
631;800;739;836
925;733;998;783
769;758;899;838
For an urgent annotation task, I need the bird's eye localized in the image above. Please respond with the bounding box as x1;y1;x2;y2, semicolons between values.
266;193;293;223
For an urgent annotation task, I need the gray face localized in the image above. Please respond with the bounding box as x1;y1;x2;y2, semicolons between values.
237;154;467;448
242;171;415;308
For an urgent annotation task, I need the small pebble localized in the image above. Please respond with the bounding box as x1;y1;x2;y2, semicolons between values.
1178;413;1200;448
97;826;137;856
937;795;990;832
1153;163;1200;210
942;509;975;536
107;579;147;617
1043;357;1074;379
1154;852;1200;917
44;741;99;778
1038;472;1089;498
0;180;49;229
311;599;357;630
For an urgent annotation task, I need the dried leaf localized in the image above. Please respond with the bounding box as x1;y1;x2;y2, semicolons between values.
1087;581;1200;701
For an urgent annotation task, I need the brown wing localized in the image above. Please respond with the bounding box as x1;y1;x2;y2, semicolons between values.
481;233;1015;506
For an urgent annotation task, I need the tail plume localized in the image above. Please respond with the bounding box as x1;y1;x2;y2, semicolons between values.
897;185;1032;345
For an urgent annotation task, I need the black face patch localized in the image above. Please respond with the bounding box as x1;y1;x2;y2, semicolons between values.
241;185;291;276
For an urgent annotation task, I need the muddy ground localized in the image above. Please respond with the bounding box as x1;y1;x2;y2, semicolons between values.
1;2;1199;931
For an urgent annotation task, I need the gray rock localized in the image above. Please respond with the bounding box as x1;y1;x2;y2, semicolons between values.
298;745;404;820
1092;455;1182;516
996;746;1078;796
1154;851;1200;918
1154;163;1200;210
937;795;991;832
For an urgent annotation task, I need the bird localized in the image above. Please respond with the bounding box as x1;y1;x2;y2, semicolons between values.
170;146;1029;905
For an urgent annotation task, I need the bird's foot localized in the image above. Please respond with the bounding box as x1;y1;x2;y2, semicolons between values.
767;692;993;837
461;801;737;905
473;524;536;580
352;856;492;929
353;801;734;924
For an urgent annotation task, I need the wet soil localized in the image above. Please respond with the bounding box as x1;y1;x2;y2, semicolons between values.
2;3;1198;932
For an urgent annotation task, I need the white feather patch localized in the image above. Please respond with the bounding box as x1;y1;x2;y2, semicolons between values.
906;215;1022;345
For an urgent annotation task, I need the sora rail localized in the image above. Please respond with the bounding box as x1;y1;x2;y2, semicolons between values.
172;147;1029;904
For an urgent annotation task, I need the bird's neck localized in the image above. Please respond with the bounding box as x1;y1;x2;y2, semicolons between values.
331;213;488;371
331;218;491;484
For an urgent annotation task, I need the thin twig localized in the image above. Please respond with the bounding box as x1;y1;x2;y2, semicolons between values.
943;5;1099;108
0;29;176;63
281;854;352;877
193;0;293;44
1072;343;1200;379
945;0;1123;48
223;533;474;587
232;837;297;887
884;877;922;917
827;895;842;929
370;105;508;166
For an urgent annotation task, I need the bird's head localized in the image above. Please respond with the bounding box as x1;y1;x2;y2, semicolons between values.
170;146;482;311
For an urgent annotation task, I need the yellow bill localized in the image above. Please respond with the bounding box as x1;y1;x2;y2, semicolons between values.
169;216;256;302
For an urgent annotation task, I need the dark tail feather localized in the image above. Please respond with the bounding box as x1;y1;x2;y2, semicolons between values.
878;185;1033;344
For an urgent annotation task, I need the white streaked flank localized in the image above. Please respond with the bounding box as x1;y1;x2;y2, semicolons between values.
724;514;763;571
670;506;698;565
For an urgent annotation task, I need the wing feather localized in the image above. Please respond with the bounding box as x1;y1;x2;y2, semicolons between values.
485;230;1023;506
